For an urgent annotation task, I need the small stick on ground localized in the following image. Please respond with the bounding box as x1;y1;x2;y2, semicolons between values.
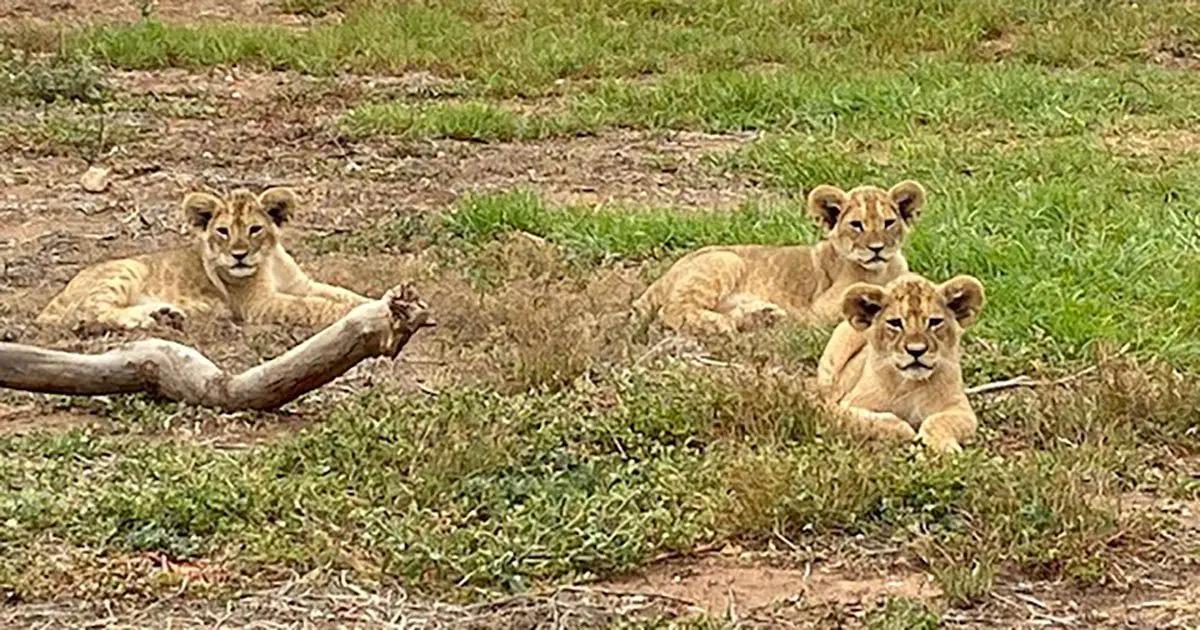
965;366;1098;397
0;285;435;411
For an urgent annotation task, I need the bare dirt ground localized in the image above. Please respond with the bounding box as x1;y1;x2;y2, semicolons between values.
3;67;1200;627
0;0;319;26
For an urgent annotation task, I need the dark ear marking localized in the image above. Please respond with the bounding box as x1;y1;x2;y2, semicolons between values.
937;275;986;328
259;187;299;226
842;283;887;331
182;192;222;229
888;180;926;223
807;185;849;230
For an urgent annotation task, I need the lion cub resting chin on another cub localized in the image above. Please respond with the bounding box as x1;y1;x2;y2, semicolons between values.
37;187;371;331
817;273;985;454
633;180;926;336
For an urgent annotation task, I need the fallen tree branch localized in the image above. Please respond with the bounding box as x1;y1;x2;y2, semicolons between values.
0;284;435;411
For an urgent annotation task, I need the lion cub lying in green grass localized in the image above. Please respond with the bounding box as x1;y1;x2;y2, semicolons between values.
634;180;926;336
818;272;986;454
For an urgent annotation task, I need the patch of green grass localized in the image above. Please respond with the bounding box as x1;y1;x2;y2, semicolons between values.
0;107;143;159
568;63;1195;137
340;61;1200;142
19;1;1197;95
0;362;1172;601
722;132;1200;369
341;101;569;142
867;598;941;630
444;190;820;261
0;53;110;104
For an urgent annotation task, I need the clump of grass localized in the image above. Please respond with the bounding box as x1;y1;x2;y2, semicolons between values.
718;442;1144;597
415;235;644;393
867;597;941;630
0;108;141;160
444;190;819;261
342;101;574;142
0;366;1164;601
0;53;110;104
928;556;997;609
33;1;1200;95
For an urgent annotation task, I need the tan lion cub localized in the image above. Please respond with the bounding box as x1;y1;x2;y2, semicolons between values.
633;181;926;336
818;273;986;454
37;188;371;331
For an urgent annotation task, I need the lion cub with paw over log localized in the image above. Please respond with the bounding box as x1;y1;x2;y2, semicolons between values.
633;181;927;336
818;273;985;454
37;187;371;331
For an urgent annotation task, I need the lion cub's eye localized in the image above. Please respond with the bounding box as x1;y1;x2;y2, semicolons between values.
249;225;263;235
885;318;904;330
884;219;896;228
215;227;230;237
928;317;944;329
849;220;864;232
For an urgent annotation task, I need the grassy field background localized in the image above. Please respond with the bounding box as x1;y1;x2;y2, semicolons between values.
1;0;1199;626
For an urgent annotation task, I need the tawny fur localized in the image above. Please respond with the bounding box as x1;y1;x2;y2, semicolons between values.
37;187;371;331
632;180;927;336
817;273;986;454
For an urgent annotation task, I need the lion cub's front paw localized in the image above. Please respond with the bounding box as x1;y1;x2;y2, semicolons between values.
118;304;187;330
916;429;963;454
691;310;737;337
148;304;187;329
850;408;917;442
880;413;918;442
735;303;788;332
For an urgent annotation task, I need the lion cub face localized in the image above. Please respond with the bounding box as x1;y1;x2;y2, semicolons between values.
807;181;925;272
842;274;985;381
183;188;297;282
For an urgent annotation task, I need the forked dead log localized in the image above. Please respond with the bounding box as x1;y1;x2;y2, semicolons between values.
0;285;434;411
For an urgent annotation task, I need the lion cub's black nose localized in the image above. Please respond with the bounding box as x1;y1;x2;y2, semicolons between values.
906;344;928;359
232;251;248;262
868;244;884;254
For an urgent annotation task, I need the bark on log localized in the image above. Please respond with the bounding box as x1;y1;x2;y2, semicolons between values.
0;284;434;411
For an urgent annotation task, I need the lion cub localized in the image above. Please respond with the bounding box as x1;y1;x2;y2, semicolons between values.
37;187;371;331
633;181;926;336
817;273;986;454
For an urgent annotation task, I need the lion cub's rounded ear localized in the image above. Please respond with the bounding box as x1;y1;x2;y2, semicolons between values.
182;192;223;229
842;283;887;331
888;180;926;223
259;187;299;226
808;185;849;230
937;275;985;328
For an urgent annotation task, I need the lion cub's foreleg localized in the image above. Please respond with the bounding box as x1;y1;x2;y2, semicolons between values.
831;404;917;443
657;251;782;336
305;281;372;307
916;408;977;454
244;293;366;329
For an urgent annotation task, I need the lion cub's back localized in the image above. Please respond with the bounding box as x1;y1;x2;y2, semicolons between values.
634;243;815;313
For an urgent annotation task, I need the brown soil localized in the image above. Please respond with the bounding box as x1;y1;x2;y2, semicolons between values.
1104;129;1200;157
0;0;320;27
600;550;940;617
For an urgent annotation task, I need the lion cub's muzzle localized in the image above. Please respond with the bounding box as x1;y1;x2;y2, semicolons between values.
856;243;894;270
894;342;936;379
